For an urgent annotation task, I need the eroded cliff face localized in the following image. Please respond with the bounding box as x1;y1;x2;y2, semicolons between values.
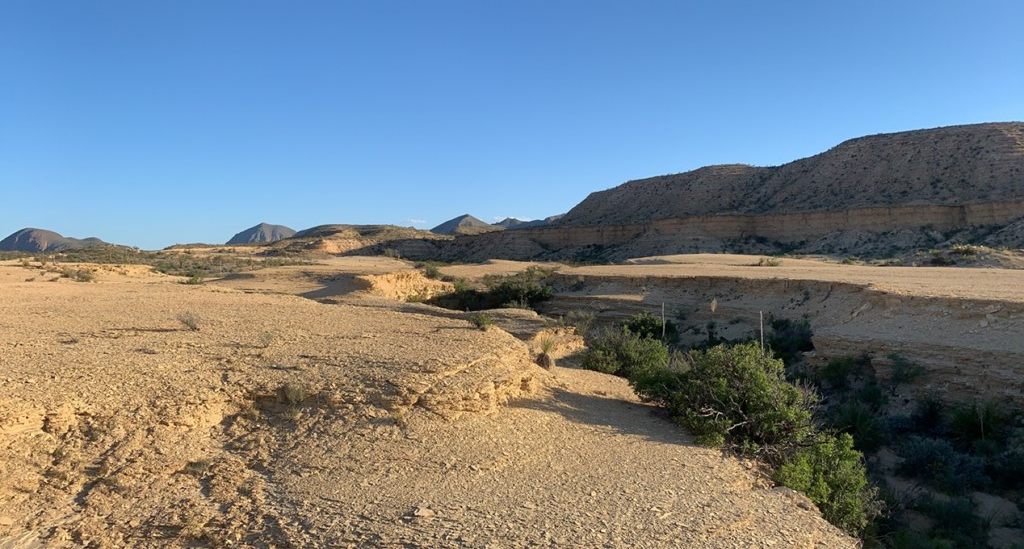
431;123;1024;262
559;122;1024;226
441;200;1024;261
542;272;1024;407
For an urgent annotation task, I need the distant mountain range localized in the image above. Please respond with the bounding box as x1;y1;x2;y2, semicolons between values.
432;214;563;235
0;228;107;253
226;223;296;245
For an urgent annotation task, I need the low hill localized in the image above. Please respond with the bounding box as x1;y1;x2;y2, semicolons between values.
270;224;450;257
226;223;296;245
431;214;503;235
0;228;107;253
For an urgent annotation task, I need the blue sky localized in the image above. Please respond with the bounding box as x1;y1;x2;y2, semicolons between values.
1;1;1022;249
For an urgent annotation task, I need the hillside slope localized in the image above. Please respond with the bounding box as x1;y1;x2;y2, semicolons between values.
559;122;1024;227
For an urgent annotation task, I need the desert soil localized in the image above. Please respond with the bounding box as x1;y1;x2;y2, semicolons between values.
0;257;857;548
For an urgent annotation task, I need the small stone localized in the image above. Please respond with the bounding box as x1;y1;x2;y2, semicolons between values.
412;505;435;518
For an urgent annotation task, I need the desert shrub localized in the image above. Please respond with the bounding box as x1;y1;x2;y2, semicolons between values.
177;312;200;331
632;342;817;458
987;436;1024;489
282;382;310;405
910;398;948;437
830;401;885;453
757;256;782;267
767;317;814;365
467;313;494;331
914;495;989;548
59;267;94;282
581;329;669;377
948;401;1015;447
431;268;554;311
563;310;596;338
856;381;888;410
896;436;990;493
182;273;205;285
622;311;678;344
819;356;858;391
485;278;553;309
886;354;924;396
774;433;876;536
415;262;443;280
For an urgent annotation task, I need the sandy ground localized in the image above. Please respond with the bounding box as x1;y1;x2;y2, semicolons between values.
0;258;854;548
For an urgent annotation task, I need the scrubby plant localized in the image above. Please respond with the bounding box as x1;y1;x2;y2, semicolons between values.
896;436;990;493
886;353;923;396
830;400;886;453
774;433;876;536
767;317;814;366
563;310;596;338
467;312;494;331
282;382;310;406
622;311;679;344
581;328;669;377
819;356;858;391
948;401;1015;447
177;312;200;331
632;342;817;459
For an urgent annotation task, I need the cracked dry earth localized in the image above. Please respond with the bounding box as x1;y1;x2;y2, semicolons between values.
0;260;854;548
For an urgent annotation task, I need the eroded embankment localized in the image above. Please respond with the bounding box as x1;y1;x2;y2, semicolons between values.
439;200;1024;261
0;274;542;547
544;272;1024;406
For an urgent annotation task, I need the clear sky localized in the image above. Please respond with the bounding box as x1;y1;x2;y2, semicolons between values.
1;1;1022;249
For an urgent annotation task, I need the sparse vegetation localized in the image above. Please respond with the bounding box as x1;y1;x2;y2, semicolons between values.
757;256;782;267
59;267;95;282
430;267;555;311
177;312;200;331
282;382;310;405
467;312;494;331
625;341;876;536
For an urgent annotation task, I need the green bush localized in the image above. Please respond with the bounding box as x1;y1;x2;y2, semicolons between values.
830;401;885;453
581;329;669;377
774;433;875;536
430;268;555;311
819;357;857;391
767;317;814;365
632;342;817;458
948;402;1014;447
467;313;494;331
622;311;679;344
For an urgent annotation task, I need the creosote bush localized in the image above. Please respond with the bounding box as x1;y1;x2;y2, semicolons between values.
774;433;876;535
623;341;875;536
580;328;668;377
631;342;817;458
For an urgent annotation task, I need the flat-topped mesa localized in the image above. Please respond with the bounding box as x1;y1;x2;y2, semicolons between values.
558;122;1024;228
